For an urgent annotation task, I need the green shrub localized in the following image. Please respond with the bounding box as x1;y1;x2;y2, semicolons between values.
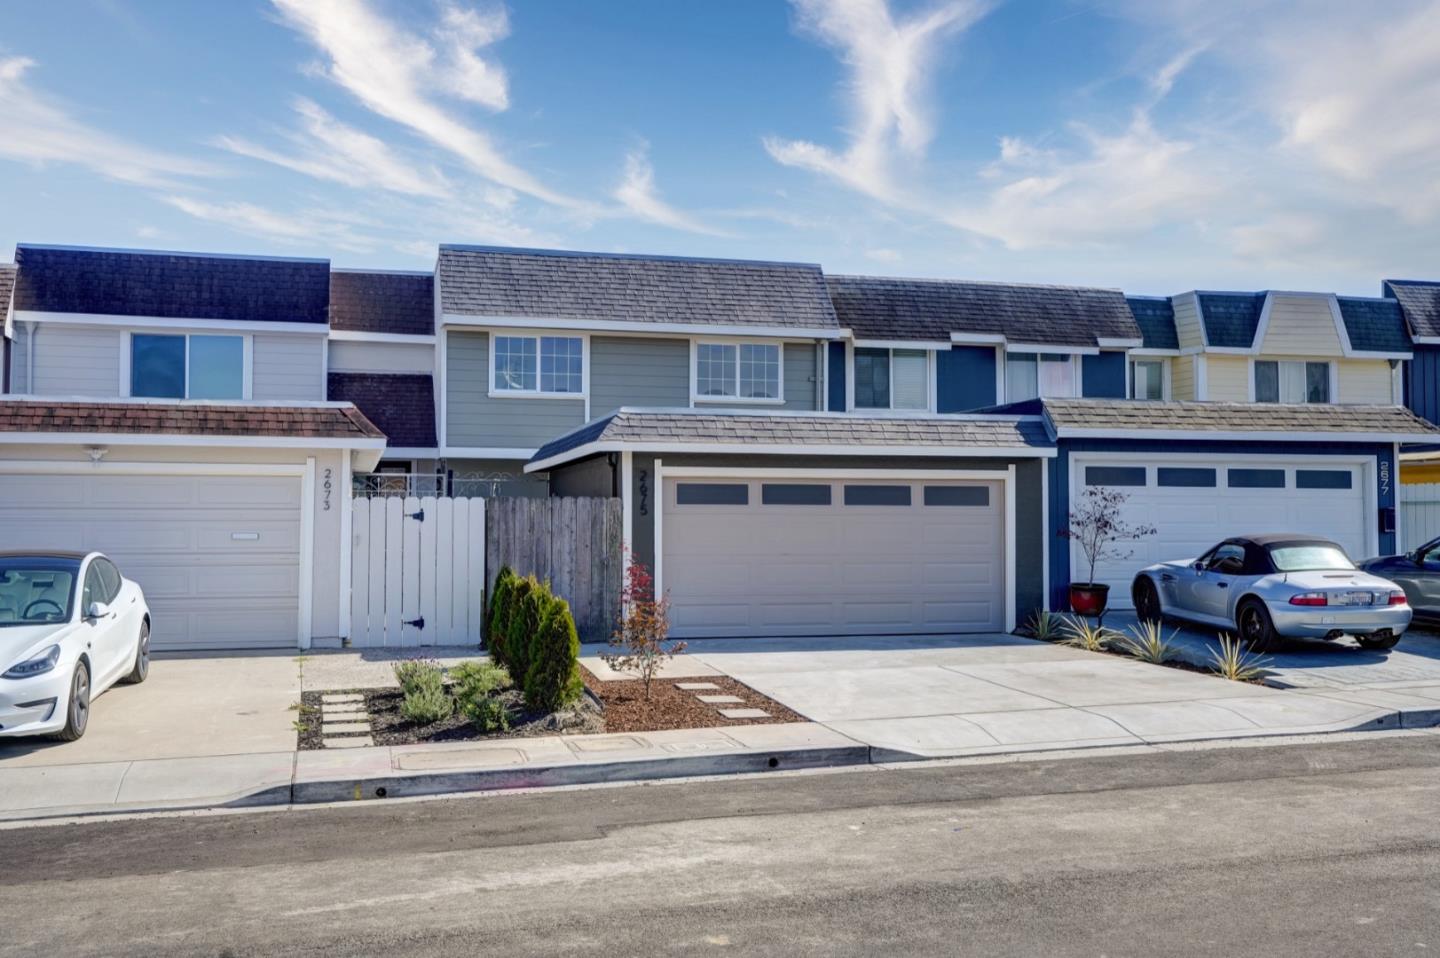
486;566;517;662
507;577;551;682
524;596;584;712
392;657;442;696
399;671;451;723
449;660;511;699
460;694;510;733
1025;609;1060;641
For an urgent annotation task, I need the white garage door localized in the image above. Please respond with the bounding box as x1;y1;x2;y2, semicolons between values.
1073;457;1370;607
662;476;1005;638
0;470;303;651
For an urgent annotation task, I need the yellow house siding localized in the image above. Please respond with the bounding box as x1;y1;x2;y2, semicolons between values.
1259;294;1344;357
1205;355;1250;401
1170;355;1195;400
1337;359;1394;404
1172;294;1204;349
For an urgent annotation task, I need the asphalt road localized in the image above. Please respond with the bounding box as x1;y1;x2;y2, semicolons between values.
4;733;1440;956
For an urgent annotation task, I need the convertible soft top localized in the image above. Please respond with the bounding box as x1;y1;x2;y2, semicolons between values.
1226;534;1344;550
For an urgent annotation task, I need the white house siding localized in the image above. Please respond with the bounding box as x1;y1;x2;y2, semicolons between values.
589;336;690;419
1172;294;1204;350
782;343;819;410
445;331;586;448
1205;355;1250;402
1259;294;1343;356
30;324;123;396
252;334;326;400
328;340;434;375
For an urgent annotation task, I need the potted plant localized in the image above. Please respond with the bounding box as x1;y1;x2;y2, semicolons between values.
1059;485;1156;616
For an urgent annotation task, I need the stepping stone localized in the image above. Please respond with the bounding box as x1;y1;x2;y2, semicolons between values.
696;694;744;704
323;736;375;749
322;704;366;716
676;682;721;691
321;721;371;734
321;694;363;704
718;708;770;719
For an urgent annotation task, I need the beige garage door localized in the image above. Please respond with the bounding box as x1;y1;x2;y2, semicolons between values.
0;470;303;651
662;477;1005;638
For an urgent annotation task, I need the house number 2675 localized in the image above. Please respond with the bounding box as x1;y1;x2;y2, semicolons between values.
322;467;333;511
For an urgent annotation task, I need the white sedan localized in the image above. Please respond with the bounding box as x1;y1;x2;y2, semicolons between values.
0;551;151;741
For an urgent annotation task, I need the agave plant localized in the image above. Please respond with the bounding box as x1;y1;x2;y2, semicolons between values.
1059;614;1119;652
1209;633;1270;682
1025;609;1061;642
1118;618;1177;664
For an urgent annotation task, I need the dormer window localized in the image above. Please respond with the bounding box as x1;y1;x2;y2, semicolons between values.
129;333;246;400
1254;360;1330;404
1005;352;1077;403
854;347;928;410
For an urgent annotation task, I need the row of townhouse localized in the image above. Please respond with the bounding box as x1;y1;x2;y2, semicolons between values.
3;242;1440;652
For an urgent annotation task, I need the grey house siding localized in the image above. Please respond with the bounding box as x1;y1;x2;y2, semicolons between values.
547;454;615;498
251;334;325;400
590;336;689;418
445;331;586;448
7;323;28;393
782;343;819;410
30;324;122;396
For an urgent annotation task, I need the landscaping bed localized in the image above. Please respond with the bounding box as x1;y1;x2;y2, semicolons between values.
580;670;804;732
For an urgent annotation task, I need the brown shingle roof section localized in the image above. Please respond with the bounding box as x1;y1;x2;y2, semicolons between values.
1040;399;1440;436
0;263;15;313
327;372;436;447
826;275;1140;346
0;400;385;440
438;246;839;330
330;270;434;335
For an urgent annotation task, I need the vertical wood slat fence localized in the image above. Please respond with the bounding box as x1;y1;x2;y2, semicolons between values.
486;496;624;642
1401;483;1440;550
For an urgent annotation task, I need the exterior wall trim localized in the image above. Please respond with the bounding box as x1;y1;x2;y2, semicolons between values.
528;441;1057;473
443;313;845;340
15;311;330;335
328;330;437;344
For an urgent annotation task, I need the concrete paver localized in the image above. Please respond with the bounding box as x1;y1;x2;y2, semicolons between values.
727;664;1056;722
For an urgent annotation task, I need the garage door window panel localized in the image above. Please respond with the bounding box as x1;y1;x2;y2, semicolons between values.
761;483;832;506
1296;469;1353;489
924;486;989;506
1229;468;1286;488
844;484;912;506
1085;466;1146;486
1157;467;1216;487
675;483;749;506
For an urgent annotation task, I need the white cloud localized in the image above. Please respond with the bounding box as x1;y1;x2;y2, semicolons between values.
0;56;215;188
435;1;511;109
215;98;450;198
612;143;727;236
162;195;377;252
864;247;901;262
764;0;989;201
269;0;579;207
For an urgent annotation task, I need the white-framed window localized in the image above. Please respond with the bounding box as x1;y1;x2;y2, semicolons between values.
490;333;585;397
693;341;782;402
852;347;929;411
1254;359;1330;404
1004;352;1077;403
126;332;249;400
1130;359;1166;400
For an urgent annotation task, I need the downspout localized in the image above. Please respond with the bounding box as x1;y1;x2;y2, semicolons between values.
26;320;36;395
815;342;824;410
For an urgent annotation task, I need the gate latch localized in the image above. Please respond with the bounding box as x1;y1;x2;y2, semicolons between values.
406;508;425;522
404;616;425;630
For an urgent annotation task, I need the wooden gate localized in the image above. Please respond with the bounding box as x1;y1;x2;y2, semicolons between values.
1402;483;1440;550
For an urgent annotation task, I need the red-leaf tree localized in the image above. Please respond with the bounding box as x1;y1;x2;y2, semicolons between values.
1059;486;1157;586
602;552;685;700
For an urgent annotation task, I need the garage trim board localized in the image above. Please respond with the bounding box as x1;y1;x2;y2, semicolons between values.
655;464;1017;636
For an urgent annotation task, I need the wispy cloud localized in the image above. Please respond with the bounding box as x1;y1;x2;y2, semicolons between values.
764;0;990;201
0;56;216;188
612;142;727;236
162;195;378;251
268;0;580;208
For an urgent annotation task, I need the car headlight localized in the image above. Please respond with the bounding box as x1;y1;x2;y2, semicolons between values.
3;645;62;679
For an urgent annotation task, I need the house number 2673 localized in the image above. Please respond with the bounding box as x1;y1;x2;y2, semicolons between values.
322;467;333;511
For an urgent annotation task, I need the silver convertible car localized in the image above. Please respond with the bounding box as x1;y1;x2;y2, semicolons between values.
1131;534;1410;652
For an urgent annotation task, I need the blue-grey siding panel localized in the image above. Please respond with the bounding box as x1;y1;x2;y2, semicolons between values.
937;345;997;412
590;336;689;419
445;331;585;448
1405;345;1440;426
827;342;846;411
1081;351;1127;399
783;343;819;410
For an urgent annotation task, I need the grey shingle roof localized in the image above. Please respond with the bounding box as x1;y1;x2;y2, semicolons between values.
1126;296;1178;350
327;372;436;448
1040;399;1440;437
825;275;1139;346
1384;280;1440;339
330;270;434;335
1336;297;1410;353
530;409;1053;465
1195;292;1264;348
0;263;15;314
437;246;838;330
13;245;330;324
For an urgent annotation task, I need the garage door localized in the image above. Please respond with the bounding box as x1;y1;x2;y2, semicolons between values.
661;476;1005;638
1073;458;1369;607
0;470;303;651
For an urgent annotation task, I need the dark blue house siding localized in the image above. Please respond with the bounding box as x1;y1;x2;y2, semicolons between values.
1404;345;1440;426
1046;438;1398;611
1080;351;1127;399
937;345;997;412
826;342;846;411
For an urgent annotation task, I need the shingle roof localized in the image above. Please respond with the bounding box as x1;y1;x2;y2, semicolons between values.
530;409;1053;466
1040;399;1440;438
0;263;15;314
825;275;1139;346
1126;296;1178;350
327;372;436;448
1336;297;1410;353
330;270;434;335
12;245;330;324
0;400;384;440
1384;280;1440;339
1195;292;1264;348
437;246;838;330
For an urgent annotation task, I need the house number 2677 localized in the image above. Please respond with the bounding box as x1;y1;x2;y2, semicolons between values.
322;467;333;511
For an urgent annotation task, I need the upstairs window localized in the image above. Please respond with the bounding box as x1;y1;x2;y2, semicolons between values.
854;347;928;410
130;333;245;399
1255;360;1329;404
1130;359;1165;400
695;342;781;401
493;335;584;395
1005;352;1077;403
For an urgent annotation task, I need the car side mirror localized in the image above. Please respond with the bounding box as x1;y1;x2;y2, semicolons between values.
1192;561;1206;573
85;601;111;621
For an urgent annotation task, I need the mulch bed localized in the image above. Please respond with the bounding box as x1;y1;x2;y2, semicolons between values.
580;669;805;733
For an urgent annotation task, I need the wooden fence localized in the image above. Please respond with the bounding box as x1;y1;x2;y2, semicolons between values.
486;496;624;641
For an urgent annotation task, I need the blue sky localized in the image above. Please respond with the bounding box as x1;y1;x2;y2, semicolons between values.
2;0;1438;296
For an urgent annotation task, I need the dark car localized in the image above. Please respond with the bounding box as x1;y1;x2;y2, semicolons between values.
1360;537;1440;625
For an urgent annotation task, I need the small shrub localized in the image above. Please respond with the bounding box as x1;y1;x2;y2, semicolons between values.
399;671;452;723
461;694;510;733
602;557;683;700
1059;614;1119;652
449;660;511;699
1118;619;1177;664
1210;633;1269;682
524;596;585;712
1025;609;1060;642
392;657;442;695
506;577;550;682
486;566;517;662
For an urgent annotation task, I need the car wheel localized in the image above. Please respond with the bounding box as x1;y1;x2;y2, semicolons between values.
1356;631;1401;651
1237;600;1278;653
121;620;150;685
1133;578;1162;623
53;661;91;742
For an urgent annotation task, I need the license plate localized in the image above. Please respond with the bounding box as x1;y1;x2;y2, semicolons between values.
1334;591;1375;606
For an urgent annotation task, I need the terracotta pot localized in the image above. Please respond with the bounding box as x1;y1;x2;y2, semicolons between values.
1069;582;1110;616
